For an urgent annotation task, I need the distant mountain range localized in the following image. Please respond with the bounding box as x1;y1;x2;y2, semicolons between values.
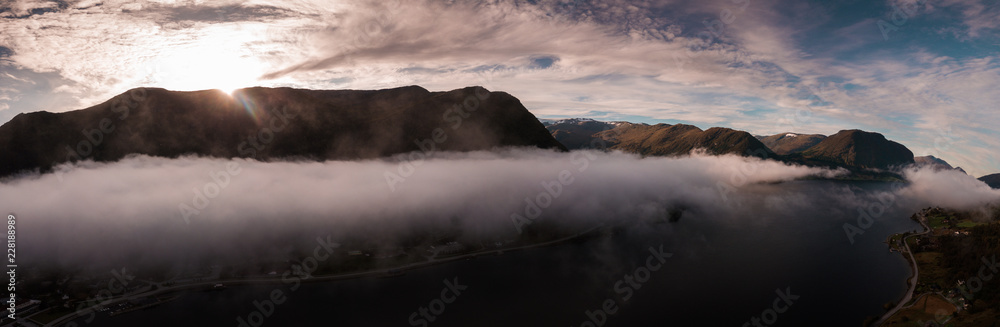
543;119;772;157
544;118;996;183
0;86;564;178
545;119;912;170
2;88;996;187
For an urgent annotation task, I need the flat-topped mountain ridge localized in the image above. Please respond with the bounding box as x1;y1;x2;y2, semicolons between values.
0;86;566;178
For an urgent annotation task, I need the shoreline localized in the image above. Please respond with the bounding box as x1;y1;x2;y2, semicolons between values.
36;224;606;326
871;211;930;327
871;206;998;326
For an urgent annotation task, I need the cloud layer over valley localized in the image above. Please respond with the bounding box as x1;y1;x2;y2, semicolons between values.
3;149;997;272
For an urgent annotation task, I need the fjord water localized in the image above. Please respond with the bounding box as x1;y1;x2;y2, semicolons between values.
81;181;920;326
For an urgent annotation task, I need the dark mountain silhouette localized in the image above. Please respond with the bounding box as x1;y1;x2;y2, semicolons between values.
757;133;827;155
598;124;774;157
0;86;565;178
915;155;952;168
980;174;1000;189
914;155;966;174
545;119;773;157
546;119;918;179
796;129;914;170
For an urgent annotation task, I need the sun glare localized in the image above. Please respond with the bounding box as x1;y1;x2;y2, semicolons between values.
146;27;268;96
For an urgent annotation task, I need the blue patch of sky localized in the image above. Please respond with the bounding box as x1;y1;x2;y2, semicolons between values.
164;4;292;23
0;66;80;124
576;111;689;126
398;67;452;74
464;64;510;73
325;77;353;84
563;74;635;84
833;0;994;61
529;55;559;69
884;112;919;128
1;0;68;18
842;83;865;91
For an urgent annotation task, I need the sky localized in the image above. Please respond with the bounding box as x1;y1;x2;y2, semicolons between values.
0;0;998;176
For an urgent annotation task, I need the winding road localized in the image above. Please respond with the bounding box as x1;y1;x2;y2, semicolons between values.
872;213;931;326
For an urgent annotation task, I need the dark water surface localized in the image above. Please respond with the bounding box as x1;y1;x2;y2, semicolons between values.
76;181;921;327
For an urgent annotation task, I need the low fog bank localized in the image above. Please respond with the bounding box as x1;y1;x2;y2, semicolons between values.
897;166;1000;217
1;149;996;271
899;166;1000;207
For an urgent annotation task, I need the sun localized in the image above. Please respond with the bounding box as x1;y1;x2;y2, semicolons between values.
218;85;240;96
155;49;263;95
145;27;267;95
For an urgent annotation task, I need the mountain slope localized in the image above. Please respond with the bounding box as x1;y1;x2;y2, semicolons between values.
980;174;1000;189
757;133;827;155
913;155;967;174
799;129;914;170
545;119;917;177
914;155;951;168
543;118;619;149
545;120;773;157
0;86;565;178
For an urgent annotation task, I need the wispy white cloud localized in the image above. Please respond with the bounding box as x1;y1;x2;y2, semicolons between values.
0;150;851;268
0;0;62;17
5;151;994;270
0;0;997;175
932;0;1000;39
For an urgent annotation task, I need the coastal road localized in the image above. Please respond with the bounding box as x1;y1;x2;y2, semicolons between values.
40;224;605;327
873;213;931;326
